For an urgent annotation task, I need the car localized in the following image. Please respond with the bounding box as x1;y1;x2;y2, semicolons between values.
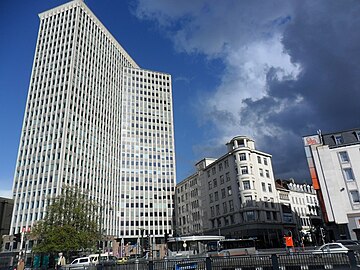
88;254;116;265
127;254;148;263
336;240;360;250
65;257;94;269
312;243;349;255
116;257;128;264
98;255;117;266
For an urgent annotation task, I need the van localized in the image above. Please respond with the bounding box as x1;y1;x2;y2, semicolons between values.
88;254;115;265
67;257;93;269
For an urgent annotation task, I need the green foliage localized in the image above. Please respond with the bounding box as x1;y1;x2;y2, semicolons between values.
31;186;100;254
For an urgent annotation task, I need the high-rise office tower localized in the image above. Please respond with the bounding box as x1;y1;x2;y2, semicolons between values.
10;0;176;244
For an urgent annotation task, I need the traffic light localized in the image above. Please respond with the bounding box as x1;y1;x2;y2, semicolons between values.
14;233;21;242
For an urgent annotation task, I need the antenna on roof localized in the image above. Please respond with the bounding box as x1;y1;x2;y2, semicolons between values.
317;129;322;143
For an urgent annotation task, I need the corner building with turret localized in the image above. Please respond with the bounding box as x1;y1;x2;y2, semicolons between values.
175;136;284;248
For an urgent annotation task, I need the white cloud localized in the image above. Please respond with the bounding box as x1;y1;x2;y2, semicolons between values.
134;1;299;145
198;33;300;144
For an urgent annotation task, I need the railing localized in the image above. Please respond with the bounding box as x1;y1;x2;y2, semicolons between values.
5;252;358;270
98;251;360;270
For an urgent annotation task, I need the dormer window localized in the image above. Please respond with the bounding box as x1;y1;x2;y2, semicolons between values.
356;131;360;141
334;135;343;145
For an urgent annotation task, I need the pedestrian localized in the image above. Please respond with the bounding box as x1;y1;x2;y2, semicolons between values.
57;253;66;269
17;258;25;270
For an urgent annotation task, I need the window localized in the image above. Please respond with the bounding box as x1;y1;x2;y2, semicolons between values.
221;188;226;198
239;153;246;161
262;182;266;192
212;167;216;175
213;179;217;187
257;156;262;163
335;135;343;145
339;151;349;163
207;171;211;178
208;181;213;189
268;184;273;193
229;200;234;211
227;186;232;196
224;159;229;168
356;131;360;141
344;168;355;181
214;191;219;201
265;170;270;178
210;206;215;217
223;202;228;214
226;172;230;182
220;175;225;184
243;181;251;190
264;158;268;165
245;195;252;202
216;205;220;215
350;190;360;203
209;194;213;203
246;211;255;221
218;163;223;171
259;168;264;177
241;166;248;174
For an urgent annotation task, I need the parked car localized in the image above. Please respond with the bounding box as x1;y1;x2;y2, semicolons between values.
336;240;360;250
98;256;117;266
127;254;148;263
66;257;94;269
116;257;128;264
312;243;349;255
88;254;115;265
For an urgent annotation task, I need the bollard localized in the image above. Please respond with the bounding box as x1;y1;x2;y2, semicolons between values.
348;250;357;270
148;260;154;270
271;254;280;270
205;256;212;270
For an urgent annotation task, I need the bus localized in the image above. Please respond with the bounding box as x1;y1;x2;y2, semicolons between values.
166;235;225;258
207;238;256;257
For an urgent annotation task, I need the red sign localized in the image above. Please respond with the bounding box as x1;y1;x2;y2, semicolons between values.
303;135;320;146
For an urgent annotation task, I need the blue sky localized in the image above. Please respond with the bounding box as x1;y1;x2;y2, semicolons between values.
1;0;360;198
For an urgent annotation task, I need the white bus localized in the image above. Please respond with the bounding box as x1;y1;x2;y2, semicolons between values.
166;235;225;258
207;239;256;257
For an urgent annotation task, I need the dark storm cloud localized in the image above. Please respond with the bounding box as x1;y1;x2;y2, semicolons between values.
241;0;360;180
134;0;360;182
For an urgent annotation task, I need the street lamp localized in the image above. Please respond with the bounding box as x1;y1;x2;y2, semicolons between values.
98;204;114;258
138;228;145;257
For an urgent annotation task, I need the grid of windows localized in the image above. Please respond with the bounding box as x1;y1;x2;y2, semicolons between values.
11;1;176;239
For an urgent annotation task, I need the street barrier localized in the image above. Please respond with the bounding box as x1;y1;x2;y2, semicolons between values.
98;251;360;270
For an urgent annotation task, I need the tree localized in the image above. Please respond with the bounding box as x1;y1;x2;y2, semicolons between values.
31;186;100;256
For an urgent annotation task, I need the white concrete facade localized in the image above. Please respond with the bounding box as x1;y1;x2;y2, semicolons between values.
175;136;284;247
303;129;360;240
276;179;319;234
287;181;319;232
10;0;176;242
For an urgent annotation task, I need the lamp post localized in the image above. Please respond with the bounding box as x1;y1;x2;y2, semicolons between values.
138;228;145;257
98;203;114;263
98;207;103;259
